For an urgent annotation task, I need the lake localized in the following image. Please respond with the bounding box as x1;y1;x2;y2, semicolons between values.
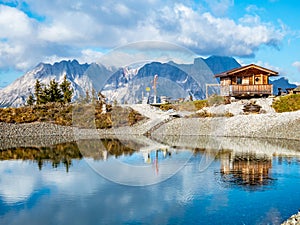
0;136;300;225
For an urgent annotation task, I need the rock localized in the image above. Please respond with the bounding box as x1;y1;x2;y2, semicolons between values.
281;212;300;225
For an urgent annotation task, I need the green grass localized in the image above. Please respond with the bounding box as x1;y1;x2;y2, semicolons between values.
272;94;300;113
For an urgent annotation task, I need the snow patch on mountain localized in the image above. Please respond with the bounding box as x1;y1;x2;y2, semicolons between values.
0;56;243;107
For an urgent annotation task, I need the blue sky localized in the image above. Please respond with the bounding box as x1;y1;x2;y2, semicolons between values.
0;0;300;87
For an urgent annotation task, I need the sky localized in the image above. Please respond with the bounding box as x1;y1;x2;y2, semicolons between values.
0;0;300;87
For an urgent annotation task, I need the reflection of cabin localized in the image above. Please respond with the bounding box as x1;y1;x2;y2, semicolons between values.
220;152;272;187
215;64;278;97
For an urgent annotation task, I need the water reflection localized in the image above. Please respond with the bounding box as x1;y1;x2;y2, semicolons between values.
218;151;274;190
0;139;142;171
0;136;300;224
1;136;299;187
0;143;82;172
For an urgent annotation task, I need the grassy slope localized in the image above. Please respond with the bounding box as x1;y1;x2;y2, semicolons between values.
272;94;300;113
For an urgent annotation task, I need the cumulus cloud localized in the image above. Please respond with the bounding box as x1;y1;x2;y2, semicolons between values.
205;0;234;16
255;60;282;73
0;0;285;72
245;5;265;13
292;61;300;73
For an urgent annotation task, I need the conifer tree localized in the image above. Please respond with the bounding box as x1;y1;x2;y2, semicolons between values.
49;79;63;102
34;80;43;105
60;75;73;103
40;85;50;104
26;94;35;106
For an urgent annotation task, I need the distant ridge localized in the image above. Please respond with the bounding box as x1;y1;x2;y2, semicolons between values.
270;77;297;95
204;55;241;74
3;56;287;107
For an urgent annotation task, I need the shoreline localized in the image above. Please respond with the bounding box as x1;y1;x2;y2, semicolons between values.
1;110;300;144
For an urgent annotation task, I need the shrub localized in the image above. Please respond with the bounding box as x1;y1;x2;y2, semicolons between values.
272;94;300;112
207;95;227;106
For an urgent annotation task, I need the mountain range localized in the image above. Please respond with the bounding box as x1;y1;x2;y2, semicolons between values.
0;56;297;107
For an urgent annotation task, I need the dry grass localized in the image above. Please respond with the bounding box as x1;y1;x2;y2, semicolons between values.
0;102;145;129
160;95;229;112
160;100;208;112
188;110;234;118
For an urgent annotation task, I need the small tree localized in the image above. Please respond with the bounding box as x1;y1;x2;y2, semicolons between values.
34;80;43;105
91;88;97;103
49;79;63;102
84;89;90;103
40;85;50;104
26;94;35;106
60;75;73;103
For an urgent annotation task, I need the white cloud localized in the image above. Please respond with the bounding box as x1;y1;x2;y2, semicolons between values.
245;5;265;13
0;0;286;73
80;49;104;64
292;61;300;73
255;60;282;73
0;5;34;39
205;0;234;16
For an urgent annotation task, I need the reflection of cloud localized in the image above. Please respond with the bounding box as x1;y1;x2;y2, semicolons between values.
41;161;103;196
0;161;37;204
0;160;104;204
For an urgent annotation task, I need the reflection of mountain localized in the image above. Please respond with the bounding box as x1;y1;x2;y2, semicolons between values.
155;135;300;157
78;139;143;160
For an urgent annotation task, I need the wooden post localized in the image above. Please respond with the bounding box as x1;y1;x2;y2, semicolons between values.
206;84;221;98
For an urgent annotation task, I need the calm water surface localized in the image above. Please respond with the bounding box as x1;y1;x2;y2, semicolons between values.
0;137;300;225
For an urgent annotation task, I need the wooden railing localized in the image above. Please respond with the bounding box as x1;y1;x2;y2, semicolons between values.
220;85;273;96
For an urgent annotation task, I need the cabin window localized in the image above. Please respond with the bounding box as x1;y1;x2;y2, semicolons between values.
237;77;242;85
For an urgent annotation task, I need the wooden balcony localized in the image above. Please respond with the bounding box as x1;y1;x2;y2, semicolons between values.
220;84;273;97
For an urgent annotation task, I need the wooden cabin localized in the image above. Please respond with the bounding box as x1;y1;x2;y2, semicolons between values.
293;86;300;94
215;64;278;97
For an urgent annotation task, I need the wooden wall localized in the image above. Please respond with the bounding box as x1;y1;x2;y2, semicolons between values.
220;74;269;86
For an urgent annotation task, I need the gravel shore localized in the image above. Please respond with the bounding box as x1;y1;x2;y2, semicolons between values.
1;109;300;149
152;110;300;140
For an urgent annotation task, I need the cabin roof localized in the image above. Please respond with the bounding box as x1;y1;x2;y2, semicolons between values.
294;86;300;92
215;64;279;78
